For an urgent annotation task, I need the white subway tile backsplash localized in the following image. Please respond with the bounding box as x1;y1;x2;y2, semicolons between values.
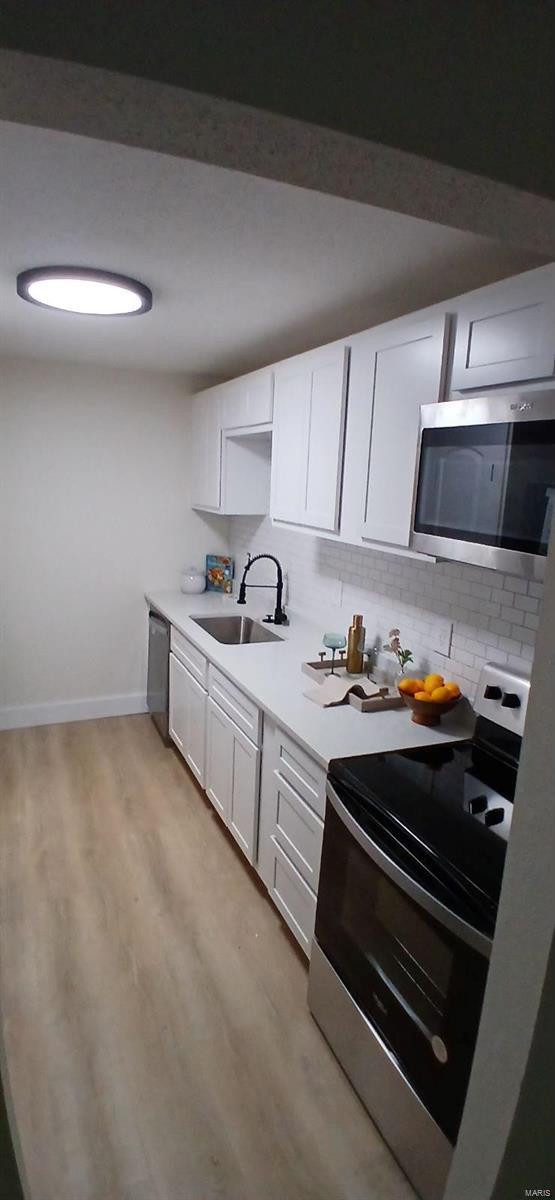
489;618;513;638
514;594;539;613
504;575;528;594
499;636;524;656
457;649;476;667
228;518;542;694
469;582;492;600
464;638;487;656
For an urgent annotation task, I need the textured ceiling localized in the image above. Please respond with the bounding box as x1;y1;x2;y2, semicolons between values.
0;121;540;377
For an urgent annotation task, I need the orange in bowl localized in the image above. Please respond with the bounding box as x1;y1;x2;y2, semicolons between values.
398;677;425;695
424;673;444;693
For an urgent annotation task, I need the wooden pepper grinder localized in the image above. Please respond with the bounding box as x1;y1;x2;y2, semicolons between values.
346;614;365;674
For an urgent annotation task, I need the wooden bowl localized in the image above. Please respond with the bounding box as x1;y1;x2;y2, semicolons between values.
398;688;462;726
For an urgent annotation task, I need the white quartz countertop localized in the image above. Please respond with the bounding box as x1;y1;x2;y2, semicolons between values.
146;590;474;768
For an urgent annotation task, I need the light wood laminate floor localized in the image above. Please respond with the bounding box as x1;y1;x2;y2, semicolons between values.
0;716;415;1200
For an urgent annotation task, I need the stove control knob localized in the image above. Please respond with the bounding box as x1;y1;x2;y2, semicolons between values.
485;807;505;827
469;795;488;815
501;692;521;709
484;685;502;700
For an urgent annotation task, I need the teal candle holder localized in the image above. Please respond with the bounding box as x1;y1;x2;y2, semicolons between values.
323;632;347;675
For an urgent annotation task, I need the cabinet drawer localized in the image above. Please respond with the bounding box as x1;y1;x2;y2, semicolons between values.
269;838;317;957
208;664;261;746
273;773;323;891
273;727;326;819
170;627;208;686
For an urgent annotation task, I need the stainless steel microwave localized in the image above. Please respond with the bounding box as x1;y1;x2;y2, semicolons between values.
411;391;555;579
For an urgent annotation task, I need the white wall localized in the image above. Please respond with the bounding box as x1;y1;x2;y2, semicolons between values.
0;357;227;727
229;517;539;695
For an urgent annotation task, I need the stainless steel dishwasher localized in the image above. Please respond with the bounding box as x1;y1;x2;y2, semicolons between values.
147;609;170;742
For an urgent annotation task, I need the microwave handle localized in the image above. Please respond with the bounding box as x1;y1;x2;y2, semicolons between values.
327;781;491;959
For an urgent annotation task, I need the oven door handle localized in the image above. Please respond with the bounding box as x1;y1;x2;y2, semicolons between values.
327;781;492;959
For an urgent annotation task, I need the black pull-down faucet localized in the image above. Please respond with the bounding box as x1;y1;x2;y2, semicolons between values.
237;554;288;625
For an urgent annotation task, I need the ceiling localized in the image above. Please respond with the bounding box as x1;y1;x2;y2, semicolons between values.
0;121;542;379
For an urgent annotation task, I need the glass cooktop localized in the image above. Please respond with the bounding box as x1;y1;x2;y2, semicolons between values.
328;732;516;928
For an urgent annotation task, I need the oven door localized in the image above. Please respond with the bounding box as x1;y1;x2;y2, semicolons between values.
315;782;490;1142
411;392;555;578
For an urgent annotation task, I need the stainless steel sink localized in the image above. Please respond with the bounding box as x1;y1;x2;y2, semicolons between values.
191;614;283;644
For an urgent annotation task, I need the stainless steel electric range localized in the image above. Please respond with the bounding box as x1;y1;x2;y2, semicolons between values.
308;662;530;1200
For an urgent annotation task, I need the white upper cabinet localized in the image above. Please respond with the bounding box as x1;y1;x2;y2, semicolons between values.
221;368;273;429
189;266;554;536
271;344;349;532
191;375;272;515
451;265;555;391
190;386;222;510
269;361;307;523
360;314;450;548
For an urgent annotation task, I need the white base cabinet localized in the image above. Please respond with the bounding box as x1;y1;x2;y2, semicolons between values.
169;633;262;867
169;651;207;786
168;637;327;958
267;838;318;958
205;697;260;863
258;720;326;957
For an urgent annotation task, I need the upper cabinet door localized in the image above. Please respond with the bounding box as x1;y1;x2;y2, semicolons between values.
362;314;450;548
271;345;349;532
190;388;222;509
451;267;555;391
270;361;310;523
303;347;349;531
222;369;274;429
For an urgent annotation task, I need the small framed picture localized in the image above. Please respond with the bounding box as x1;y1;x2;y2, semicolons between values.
206;555;234;594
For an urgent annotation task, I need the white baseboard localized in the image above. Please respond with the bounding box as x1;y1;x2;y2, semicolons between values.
0;692;148;731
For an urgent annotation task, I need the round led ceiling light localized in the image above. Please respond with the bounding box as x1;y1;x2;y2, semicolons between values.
16;266;152;316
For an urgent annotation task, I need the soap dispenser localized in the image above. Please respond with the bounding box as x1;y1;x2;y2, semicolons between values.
346;614;365;674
